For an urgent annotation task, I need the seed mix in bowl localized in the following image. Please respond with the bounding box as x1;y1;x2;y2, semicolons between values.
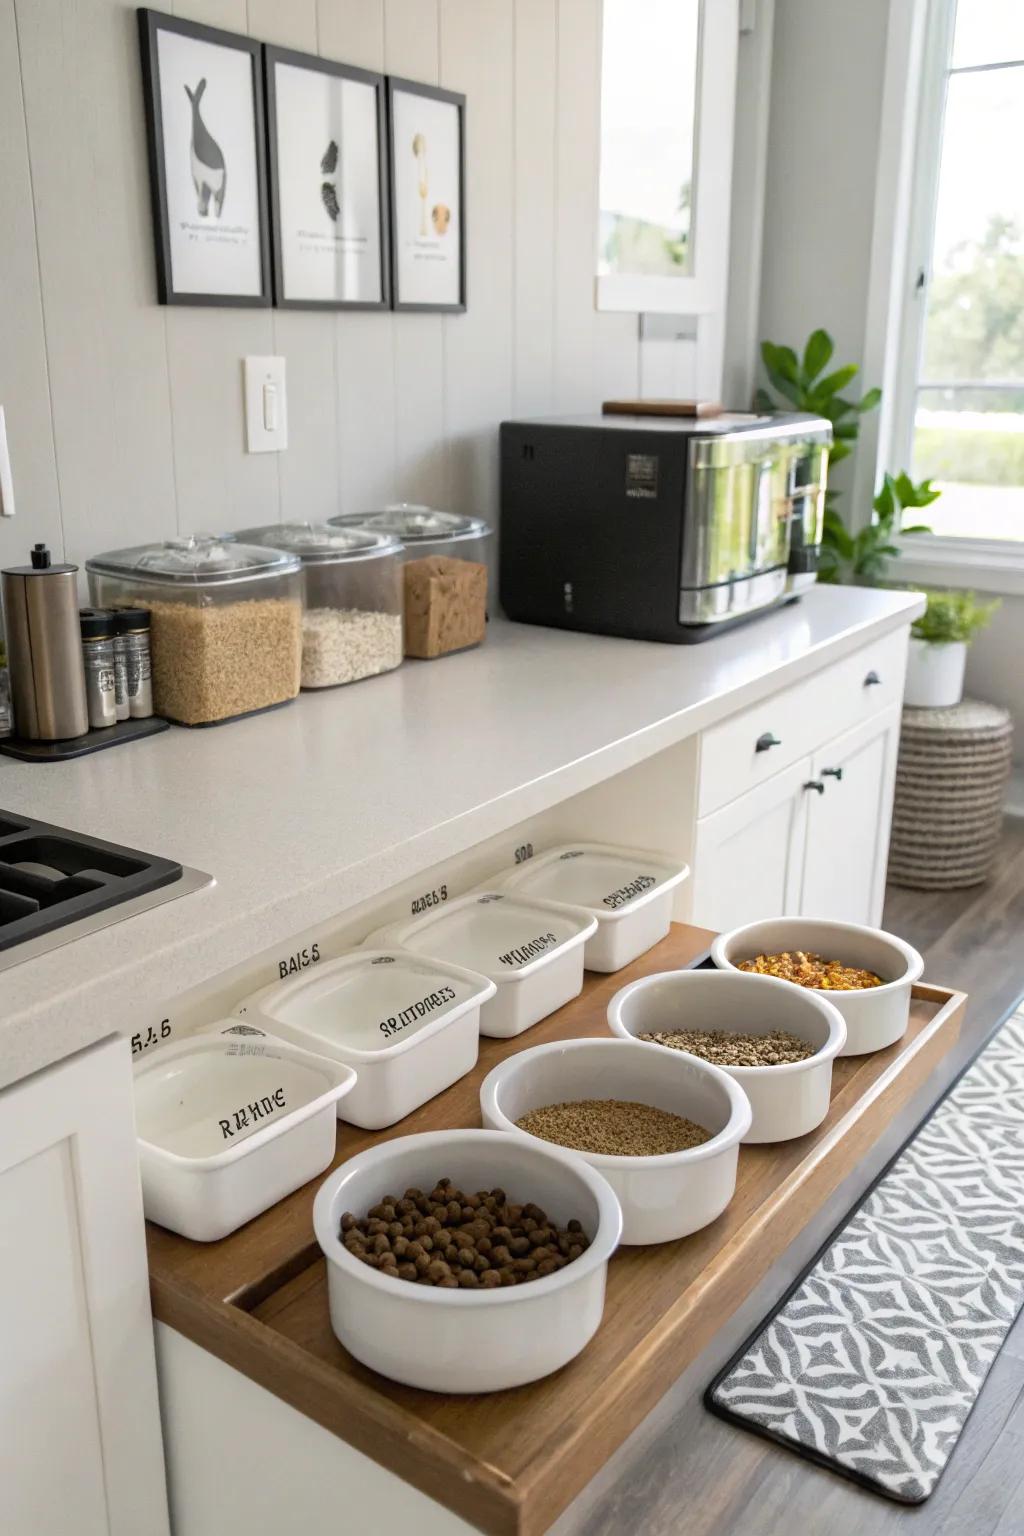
737;950;883;990
339;1179;590;1289
638;1029;816;1067
515;1099;711;1157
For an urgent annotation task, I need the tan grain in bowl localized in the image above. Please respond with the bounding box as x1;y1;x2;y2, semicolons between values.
146;596;302;724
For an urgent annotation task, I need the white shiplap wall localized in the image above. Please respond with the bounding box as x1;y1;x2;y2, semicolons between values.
0;0;642;575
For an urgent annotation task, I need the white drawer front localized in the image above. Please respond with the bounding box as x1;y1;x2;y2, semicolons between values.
697;629;907;816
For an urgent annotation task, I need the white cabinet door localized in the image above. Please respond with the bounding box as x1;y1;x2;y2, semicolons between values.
691;755;813;933
800;705;901;927
0;1038;169;1536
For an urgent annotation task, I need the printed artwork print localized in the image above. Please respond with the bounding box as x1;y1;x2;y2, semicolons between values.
270;59;384;305
156;27;263;296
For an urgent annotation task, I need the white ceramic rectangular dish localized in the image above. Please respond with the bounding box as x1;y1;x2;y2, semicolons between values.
368;892;597;1038
236;949;495;1129
134;1030;355;1241
497;843;689;971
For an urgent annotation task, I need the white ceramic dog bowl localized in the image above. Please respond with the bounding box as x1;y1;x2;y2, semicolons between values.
236;949;495;1129
480;1037;750;1244
710;918;924;1057
498;843;690;972
607;969;846;1144
313;1128;621;1393
134;1031;356;1241
368;892;597;1038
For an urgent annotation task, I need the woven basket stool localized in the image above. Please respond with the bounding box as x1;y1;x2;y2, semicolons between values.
888;698;1013;889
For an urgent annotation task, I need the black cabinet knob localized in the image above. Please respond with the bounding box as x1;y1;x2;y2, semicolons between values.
864;670;882;686
756;732;782;753
803;779;826;795
822;766;843;780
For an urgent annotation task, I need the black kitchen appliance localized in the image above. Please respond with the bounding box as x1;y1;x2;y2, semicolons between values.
499;411;831;643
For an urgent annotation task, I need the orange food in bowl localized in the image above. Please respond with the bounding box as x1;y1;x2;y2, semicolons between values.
736;950;883;991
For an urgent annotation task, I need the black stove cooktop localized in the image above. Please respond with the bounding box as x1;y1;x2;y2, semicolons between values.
0;810;182;952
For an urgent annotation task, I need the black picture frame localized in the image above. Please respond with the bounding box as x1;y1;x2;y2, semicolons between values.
386;76;466;313
263;45;390;311
137;8;272;307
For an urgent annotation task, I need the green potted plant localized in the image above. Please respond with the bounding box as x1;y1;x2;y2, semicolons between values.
757;330;935;584
905;590;1000;708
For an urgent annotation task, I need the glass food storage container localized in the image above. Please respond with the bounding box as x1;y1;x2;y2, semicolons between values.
86;535;302;726
235;522;404;689
329;504;492;567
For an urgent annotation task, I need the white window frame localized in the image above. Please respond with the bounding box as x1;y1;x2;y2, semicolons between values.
866;0;1024;592
595;0;739;316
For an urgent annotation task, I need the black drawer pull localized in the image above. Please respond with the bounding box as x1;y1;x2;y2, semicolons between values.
822;766;843;780
803;779;825;795
864;670;882;687
756;732;782;753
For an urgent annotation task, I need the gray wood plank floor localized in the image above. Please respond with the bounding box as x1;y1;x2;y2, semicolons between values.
576;818;1024;1536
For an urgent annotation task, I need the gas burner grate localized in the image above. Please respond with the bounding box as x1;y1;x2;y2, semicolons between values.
0;812;182;951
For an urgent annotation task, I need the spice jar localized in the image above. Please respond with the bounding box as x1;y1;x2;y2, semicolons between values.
329;504;492;568
79;608;117;730
86;536;302;726
118;607;154;719
234;522;403;689
112;617;129;721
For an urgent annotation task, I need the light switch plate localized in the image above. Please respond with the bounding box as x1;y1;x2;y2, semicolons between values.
244;356;288;453
0;406;15;517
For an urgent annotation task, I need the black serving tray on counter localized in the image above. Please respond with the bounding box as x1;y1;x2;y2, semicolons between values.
0;810;182;952
0;716;169;762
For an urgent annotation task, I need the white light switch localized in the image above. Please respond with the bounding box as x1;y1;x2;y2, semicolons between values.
0;406;15;517
244;356;288;453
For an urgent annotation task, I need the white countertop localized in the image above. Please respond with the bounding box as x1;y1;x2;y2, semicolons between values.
0;586;921;1088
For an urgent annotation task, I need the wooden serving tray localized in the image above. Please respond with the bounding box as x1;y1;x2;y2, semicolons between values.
147;924;966;1536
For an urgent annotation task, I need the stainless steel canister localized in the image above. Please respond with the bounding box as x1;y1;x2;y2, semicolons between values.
1;543;89;739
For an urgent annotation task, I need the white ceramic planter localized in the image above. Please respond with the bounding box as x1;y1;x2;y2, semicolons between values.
480;1037;750;1245
905;637;967;708
710;917;924;1057
236;949;495;1129
134;1031;356;1241
368;892;597;1039
497;843;690;972
313;1128;622;1393
607;969;846;1144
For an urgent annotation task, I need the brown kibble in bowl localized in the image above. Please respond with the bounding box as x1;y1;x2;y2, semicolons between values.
338;1180;591;1290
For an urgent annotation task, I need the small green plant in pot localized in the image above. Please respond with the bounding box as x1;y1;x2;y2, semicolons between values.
905;590;1000;709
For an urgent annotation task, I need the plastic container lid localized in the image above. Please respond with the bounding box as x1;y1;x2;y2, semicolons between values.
500;844;690;922
378;892;596;983
133;1031;355;1162
239;949;497;1059
86;534;301;586
331;504;491;545
234;521;403;565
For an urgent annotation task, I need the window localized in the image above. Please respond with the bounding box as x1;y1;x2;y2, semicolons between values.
906;0;1024;542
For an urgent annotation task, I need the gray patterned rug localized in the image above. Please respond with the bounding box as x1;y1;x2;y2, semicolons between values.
707;1005;1024;1503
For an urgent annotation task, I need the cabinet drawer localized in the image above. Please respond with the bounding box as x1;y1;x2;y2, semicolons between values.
697;629;907;816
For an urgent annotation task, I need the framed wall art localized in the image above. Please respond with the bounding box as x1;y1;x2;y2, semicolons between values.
263;46;389;310
386;77;466;312
137;9;271;306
